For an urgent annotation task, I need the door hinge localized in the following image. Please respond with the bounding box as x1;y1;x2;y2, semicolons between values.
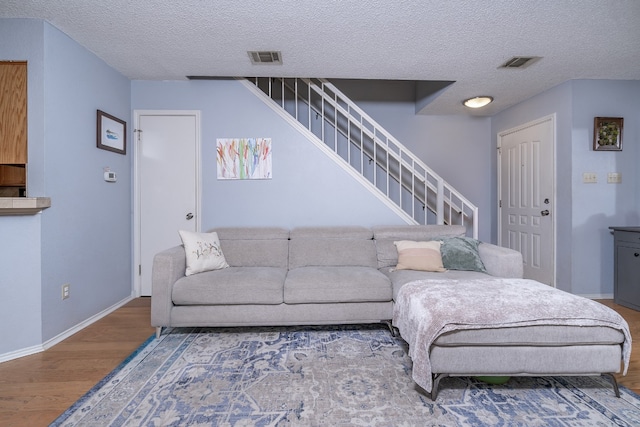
134;129;143;142
499;200;502;208
139;264;142;275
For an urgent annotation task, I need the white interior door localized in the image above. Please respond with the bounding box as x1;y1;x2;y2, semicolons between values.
498;115;555;286
135;111;200;296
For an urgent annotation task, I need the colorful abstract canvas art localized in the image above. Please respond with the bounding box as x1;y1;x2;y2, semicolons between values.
216;138;272;179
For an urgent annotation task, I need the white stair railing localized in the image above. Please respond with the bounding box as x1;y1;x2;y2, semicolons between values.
246;77;478;238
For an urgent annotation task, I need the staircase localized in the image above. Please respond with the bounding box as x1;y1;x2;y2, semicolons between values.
242;77;478;238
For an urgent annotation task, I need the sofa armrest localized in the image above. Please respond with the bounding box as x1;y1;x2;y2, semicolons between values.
151;245;186;327
478;243;523;278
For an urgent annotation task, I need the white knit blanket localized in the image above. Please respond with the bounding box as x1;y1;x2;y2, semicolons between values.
393;278;632;393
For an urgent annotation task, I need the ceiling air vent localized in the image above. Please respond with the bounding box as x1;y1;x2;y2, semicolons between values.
248;51;283;65
499;56;541;69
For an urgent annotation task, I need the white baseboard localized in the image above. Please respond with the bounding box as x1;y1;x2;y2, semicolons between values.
580;293;614;300
0;343;45;363
42;295;135;350
0;295;135;364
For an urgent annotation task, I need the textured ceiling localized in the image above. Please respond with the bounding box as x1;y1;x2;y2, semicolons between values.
2;0;640;115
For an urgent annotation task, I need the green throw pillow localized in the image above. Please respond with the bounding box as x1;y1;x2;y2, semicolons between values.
440;236;487;272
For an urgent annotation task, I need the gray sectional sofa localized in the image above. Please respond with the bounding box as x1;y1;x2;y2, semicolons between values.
151;224;521;334
151;224;628;399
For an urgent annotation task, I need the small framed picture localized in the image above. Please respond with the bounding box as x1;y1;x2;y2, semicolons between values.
593;117;623;151
97;110;127;155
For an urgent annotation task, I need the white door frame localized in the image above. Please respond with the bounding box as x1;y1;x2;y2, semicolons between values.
132;110;202;297
497;114;557;286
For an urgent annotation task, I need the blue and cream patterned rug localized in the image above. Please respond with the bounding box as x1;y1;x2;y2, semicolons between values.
51;325;640;426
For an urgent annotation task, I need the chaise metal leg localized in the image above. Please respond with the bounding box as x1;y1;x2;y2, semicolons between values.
602;373;621;398
431;373;449;400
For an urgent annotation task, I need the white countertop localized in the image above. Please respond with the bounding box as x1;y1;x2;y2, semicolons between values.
0;197;51;215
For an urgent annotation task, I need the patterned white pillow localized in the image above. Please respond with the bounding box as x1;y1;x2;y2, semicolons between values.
178;230;229;276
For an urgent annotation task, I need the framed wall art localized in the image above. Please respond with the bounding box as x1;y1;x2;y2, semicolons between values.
97;110;127;155
593;117;623;151
216;138;272;180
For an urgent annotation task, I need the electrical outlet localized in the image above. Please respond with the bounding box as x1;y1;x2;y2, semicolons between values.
62;284;70;300
582;172;597;184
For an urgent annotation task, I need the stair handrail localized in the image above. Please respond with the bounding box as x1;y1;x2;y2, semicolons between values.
305;79;471;216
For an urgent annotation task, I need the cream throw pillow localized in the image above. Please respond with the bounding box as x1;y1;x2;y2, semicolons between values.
179;230;229;276
394;240;446;272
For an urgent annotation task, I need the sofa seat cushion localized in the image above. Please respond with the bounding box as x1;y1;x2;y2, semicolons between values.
172;267;286;305
380;268;490;299
433;325;625;347
285;266;392;304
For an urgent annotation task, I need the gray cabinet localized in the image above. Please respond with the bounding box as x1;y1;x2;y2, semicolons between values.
610;227;640;311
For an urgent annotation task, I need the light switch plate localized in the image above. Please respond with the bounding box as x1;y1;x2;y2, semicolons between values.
607;172;621;183
582;172;597;183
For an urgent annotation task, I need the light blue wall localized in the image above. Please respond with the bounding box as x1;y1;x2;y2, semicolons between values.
40;23;132;339
0;19;132;356
131;79;408;229
570;80;640;296
0;216;42;355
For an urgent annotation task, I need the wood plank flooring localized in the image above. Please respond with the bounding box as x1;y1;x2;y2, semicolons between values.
0;298;154;427
0;298;638;426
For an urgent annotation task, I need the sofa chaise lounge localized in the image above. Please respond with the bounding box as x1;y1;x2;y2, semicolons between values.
151;225;630;399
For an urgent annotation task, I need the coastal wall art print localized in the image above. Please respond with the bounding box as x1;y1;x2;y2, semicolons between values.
216;138;272;180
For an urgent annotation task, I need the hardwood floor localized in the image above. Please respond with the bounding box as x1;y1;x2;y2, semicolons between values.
0;298;638;426
598;299;640;393
0;298;154;427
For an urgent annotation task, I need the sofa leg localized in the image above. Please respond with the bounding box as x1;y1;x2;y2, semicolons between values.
602;373;621;397
431;373;448;400
382;320;396;336
155;327;163;339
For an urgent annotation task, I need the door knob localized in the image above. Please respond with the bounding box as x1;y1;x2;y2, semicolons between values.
186;213;194;220
541;210;550;216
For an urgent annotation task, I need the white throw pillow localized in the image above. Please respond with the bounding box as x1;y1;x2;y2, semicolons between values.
178;230;229;276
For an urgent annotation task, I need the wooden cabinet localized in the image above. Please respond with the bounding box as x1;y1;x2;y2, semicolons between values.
0;164;25;186
0;61;27;194
0;61;28;164
610;227;640;311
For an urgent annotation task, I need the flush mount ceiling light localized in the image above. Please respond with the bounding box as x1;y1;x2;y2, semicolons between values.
463;96;494;109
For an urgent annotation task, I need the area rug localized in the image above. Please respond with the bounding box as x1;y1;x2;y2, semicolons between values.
51;325;640;426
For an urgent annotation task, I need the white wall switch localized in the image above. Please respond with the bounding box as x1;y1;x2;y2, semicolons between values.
582;172;597;183
607;172;622;183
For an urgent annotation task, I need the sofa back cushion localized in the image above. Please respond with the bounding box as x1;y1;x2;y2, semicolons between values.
373;225;466;269
212;227;290;268
289;226;377;269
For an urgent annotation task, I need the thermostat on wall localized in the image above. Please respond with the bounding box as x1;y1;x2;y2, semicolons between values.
104;171;117;182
